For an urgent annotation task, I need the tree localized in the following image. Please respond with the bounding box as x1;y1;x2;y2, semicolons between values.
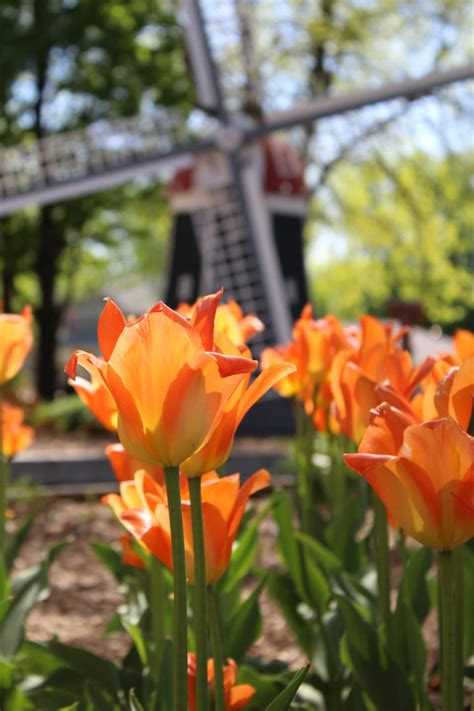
309;150;473;327
0;0;192;397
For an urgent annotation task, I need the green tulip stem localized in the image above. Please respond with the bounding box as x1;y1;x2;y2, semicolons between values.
164;467;188;711
149;554;166;681
207;585;225;711
189;476;209;711
438;549;463;711
372;494;393;651
295;401;314;535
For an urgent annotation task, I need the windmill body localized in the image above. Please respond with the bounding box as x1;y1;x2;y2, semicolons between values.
165;135;309;352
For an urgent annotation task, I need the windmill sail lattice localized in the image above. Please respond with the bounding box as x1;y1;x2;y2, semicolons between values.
191;184;273;345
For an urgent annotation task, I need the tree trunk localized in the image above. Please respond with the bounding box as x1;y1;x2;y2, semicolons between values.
35;205;63;399
33;0;64;400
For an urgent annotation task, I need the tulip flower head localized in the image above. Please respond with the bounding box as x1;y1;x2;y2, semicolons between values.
104;468;270;584
0;403;34;459
66;292;262;469
345;414;474;550
0;306;33;385
187;654;256;710
330;315;434;443
262;305;350;418
67;292;293;474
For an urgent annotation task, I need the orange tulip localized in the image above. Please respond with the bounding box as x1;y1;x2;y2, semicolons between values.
262;306;350;417
69;371;118;432
104;469;270;584
179;298;264;346
330;315;434;443
454;328;474;361
119;535;147;569
187;654;256;711
66;292;262;469
345;416;474;549
0;306;33;385
1;403;34;458
105;443;165;484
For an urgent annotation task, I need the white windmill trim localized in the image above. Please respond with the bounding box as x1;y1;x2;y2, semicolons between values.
237;157;293;343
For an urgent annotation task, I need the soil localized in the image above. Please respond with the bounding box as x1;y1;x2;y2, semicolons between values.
12;496;306;668
11;494;448;709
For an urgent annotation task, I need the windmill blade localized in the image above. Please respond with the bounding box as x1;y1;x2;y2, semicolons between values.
0;111;213;216
181;0;226;116
252;64;474;138
229;149;293;343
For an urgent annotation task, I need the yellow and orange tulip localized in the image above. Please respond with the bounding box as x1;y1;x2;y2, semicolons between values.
69;371;118;432
1;403;34;458
454;328;474;361
262;305;350;419
179;298;264;347
67;292;292;473
330;315;434;443
187;654;255;711
345;416;474;549
66;293;258;469
0;306;33;385
104;468;270;584
105;443;165;484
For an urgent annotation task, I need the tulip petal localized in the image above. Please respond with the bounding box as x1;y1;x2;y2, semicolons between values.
237;362;297;424
190;288;223;350
204;351;257;378
182;500;228;583
447;357;474;430
98;298;127;360
228;469;270;541
229;685;257;709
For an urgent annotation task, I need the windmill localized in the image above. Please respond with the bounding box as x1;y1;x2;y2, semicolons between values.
1;0;473;425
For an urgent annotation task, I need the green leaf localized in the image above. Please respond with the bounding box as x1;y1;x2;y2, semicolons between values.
401;547;432;622
47;641;120;697
4;687;36;711
267;573;313;656
265;664;310;710
324;496;365;574
301;548;331;614
237;665;286;708
272;491;306;601
336;595;415;711
295;532;343;573
90;542;126;582
0;540;69;658
392;598;427;694
120;619;148;666
0;659;16;688
226;578;266;663
129;688;146;711
6;510;38;571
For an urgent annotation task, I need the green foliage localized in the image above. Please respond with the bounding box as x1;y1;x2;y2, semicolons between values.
265;664;310;710
311;151;474;327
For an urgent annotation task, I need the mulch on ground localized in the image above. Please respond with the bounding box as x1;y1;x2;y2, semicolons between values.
12;496;305;668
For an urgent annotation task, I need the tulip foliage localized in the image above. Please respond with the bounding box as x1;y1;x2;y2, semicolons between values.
1;295;473;710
